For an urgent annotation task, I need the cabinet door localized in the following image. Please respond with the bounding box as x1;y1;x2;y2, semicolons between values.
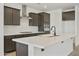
43;13;50;31
4;6;13;25
38;13;44;31
16;43;28;56
38;14;44;26
12;9;20;25
4;36;13;52
33;14;38;26
29;13;38;26
4;36;16;53
62;11;75;21
44;13;50;25
4;36;10;52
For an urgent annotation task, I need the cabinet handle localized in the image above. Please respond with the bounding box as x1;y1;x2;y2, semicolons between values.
41;49;45;51
61;41;64;43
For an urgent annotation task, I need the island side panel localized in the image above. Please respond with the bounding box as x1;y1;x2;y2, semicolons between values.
28;45;34;56
16;42;28;56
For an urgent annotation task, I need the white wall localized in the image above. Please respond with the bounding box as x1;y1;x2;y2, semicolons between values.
48;9;62;35
4;3;42;35
0;3;4;56
48;8;75;35
62;21;75;33
75;6;79;46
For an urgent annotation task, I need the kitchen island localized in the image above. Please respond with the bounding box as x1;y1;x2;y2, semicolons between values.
13;33;75;56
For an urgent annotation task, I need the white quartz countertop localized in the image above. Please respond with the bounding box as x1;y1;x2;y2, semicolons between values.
13;33;75;49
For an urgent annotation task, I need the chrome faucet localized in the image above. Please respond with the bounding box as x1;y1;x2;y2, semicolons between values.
50;26;56;36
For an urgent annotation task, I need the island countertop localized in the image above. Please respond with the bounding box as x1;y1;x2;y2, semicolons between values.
12;33;75;49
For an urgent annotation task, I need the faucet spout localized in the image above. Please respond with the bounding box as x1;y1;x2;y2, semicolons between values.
50;26;56;36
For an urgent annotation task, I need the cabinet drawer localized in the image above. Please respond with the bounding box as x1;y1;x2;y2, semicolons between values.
4;36;16;52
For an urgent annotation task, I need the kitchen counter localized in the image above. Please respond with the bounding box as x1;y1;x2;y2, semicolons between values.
13;33;75;56
4;32;46;36
13;33;75;48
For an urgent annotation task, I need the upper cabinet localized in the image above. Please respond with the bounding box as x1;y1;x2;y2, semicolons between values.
29;12;50;31
4;6;13;25
12;8;20;25
38;12;50;32
62;11;75;21
4;6;20;25
29;13;38;26
29;12;50;32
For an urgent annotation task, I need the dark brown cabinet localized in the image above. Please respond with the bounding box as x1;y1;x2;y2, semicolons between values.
29;12;50;32
38;13;44;31
4;6;20;25
38;12;50;32
34;14;38;26
43;13;50;25
4;36;16;53
12;9;20;25
62;11;75;21
4;6;13;25
29;13;38;26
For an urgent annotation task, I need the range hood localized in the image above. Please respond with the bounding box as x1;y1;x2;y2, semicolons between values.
21;5;32;19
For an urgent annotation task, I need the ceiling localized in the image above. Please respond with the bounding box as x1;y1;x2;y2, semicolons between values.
24;3;79;11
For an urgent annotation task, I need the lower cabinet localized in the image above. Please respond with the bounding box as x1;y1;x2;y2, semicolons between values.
16;43;28;56
4;34;35;53
4;35;30;53
4;36;16;53
34;38;73;56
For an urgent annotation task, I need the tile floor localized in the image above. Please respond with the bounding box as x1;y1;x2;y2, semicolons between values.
69;45;79;56
5;51;16;56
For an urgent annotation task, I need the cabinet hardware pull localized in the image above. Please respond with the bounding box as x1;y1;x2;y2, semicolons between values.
41;49;45;51
61;41;64;43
